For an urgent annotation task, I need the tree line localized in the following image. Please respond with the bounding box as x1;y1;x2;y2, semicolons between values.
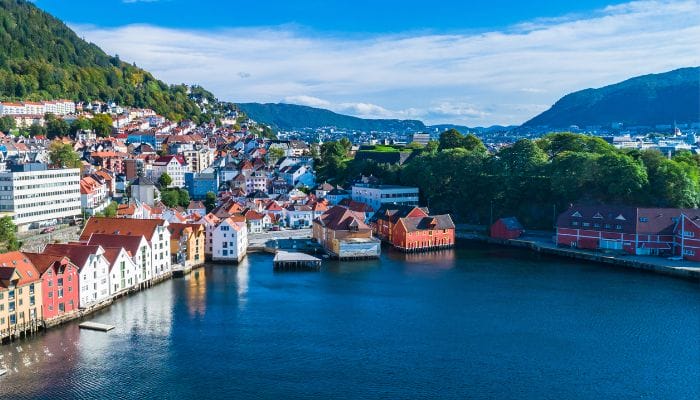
316;130;700;228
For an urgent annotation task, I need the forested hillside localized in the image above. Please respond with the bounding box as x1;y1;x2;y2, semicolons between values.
0;0;217;122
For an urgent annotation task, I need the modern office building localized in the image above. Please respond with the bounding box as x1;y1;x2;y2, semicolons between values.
350;183;419;213
0;163;81;231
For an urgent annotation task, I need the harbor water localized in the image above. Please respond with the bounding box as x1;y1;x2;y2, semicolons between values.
0;243;698;399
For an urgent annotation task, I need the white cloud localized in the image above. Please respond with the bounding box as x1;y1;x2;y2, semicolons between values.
72;0;700;126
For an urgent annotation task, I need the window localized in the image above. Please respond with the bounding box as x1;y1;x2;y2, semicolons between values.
30;296;35;306
639;217;649;222
58;289;64;298
582;222;590;227
683;231;695;238
57;278;63;286
684;249;695;256
616;225;623;230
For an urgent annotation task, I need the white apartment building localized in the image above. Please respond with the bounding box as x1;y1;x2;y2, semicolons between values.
43;244;111;309
211;217;248;263
150;155;188;188
0;100;75;116
80;175;109;216
351;184;419;213
103;247;140;296
0;163;81;231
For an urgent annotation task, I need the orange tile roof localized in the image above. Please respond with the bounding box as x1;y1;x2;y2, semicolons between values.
0;251;41;287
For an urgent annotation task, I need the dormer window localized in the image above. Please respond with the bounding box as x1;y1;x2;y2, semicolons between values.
615;214;626;221
571;211;582;218
593;213;603;219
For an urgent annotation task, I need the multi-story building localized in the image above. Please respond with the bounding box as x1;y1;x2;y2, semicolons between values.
80;217;172;280
151;155;188;188
0;163;81;231
313;206;381;259
351;184;419;214
42;244;111;309
370;205;455;252
211;217;248;263
80;175;109;216
0;252;43;340
168;223;205;267
556;205;700;261
23;253;80;321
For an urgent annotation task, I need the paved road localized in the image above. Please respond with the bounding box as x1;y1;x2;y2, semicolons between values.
20;226;81;252
248;229;312;247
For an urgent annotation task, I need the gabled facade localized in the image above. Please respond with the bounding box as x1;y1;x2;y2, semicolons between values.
43;244;111;308
0;252;43;338
80;217;171;280
313;206;380;259
211;217;248;262
23;253;79;321
556;205;700;258
102;247;139;296
370;205;455;252
87;233;153;288
168;223;205;267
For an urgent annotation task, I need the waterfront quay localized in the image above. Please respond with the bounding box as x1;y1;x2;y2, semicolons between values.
457;229;700;282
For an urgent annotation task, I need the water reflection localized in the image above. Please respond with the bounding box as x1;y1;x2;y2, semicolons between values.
395;248;457;274
236;262;249;310
185;268;208;317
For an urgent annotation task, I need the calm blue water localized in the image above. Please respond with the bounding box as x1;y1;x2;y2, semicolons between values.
1;244;699;399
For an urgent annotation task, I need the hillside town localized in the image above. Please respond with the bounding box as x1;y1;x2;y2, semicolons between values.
0;97;699;342
0;98;462;341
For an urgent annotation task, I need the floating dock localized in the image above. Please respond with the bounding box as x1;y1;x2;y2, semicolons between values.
78;321;115;332
273;251;322;271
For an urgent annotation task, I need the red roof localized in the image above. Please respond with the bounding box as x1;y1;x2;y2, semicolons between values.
80;217;165;242
0;252;41;287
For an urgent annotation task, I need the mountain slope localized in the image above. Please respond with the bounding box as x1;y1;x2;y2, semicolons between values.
238;103;426;132
524;67;700;128
0;0;216;121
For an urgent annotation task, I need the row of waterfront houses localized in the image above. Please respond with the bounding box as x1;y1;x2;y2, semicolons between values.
556;205;700;261
0;216;207;342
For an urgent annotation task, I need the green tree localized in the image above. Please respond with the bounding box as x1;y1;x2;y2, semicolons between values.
158;172;173;188
204;191;217;212
70;117;93;134
48;141;82;168
45;114;69;139
91;114;113;137
496;139;548;177
268;147;285;165
0;216;20;252
461;134;487;153
29;124;47;137
438;129;463;151
0;116;16;133
103;201;118;217
160;189;179;208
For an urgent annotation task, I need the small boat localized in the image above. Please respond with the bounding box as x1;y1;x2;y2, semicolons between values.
0;368;7;376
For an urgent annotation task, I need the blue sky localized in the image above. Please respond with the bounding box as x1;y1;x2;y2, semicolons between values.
37;0;630;33
34;0;700;126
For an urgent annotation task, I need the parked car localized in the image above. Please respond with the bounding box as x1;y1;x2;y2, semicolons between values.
41;226;56;234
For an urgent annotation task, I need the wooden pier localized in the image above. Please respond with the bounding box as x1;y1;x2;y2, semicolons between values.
79;321;115;332
273;251;322;271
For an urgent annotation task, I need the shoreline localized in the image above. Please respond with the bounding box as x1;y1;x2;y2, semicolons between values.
457;232;700;282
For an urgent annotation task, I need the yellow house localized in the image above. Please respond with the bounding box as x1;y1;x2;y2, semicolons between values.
168;223;206;267
0;252;43;340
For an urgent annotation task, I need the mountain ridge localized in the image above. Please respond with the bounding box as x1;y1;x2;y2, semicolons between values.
523;67;700;128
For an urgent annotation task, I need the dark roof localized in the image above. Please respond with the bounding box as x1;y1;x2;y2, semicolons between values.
557;205;700;235
370;204;429;223
401;215;455;232
315;206;371;231
497;217;523;230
